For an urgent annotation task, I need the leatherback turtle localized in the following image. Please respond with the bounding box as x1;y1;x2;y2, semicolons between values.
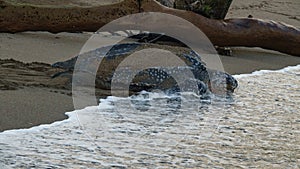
52;38;238;96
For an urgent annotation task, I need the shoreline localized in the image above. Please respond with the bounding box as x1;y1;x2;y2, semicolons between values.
1;59;300;132
1;63;299;134
0;31;300;132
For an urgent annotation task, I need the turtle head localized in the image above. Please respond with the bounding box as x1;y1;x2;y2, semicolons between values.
207;70;238;94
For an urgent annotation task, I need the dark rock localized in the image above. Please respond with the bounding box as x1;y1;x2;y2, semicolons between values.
215;46;232;56
173;0;233;19
156;0;175;8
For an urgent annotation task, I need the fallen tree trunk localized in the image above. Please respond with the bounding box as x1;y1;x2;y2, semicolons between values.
142;0;300;56
0;0;299;56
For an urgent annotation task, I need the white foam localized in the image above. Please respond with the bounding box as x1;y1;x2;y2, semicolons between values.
1;64;299;135
1;64;300;167
233;64;300;78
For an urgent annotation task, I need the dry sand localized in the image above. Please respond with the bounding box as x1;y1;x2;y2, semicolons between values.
0;0;300;131
0;32;89;63
227;0;300;28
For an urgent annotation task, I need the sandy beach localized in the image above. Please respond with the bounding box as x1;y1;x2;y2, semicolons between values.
0;0;300;132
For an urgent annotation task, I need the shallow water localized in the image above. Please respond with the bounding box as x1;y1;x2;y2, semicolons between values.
0;65;299;168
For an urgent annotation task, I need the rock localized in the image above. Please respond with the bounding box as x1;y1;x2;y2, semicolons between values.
215;46;232;56
156;0;175;8
173;0;233;19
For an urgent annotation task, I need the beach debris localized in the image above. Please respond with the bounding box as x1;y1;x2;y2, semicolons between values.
0;0;299;56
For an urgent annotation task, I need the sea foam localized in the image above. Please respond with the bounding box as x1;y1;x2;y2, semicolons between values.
0;64;299;168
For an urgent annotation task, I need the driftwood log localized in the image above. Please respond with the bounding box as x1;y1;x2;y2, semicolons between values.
0;0;299;56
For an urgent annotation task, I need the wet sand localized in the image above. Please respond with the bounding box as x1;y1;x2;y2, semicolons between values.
221;47;300;75
0;88;73;132
0;0;300;132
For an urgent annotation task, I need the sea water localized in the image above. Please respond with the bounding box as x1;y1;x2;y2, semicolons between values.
0;65;299;168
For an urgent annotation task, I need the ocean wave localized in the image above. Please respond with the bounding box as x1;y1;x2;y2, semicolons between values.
1;64;299;134
0;64;299;168
233;64;300;78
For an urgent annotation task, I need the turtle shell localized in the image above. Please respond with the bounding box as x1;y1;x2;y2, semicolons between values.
52;42;237;95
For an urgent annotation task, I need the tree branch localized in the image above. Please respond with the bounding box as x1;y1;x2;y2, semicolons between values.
1;0;299;56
